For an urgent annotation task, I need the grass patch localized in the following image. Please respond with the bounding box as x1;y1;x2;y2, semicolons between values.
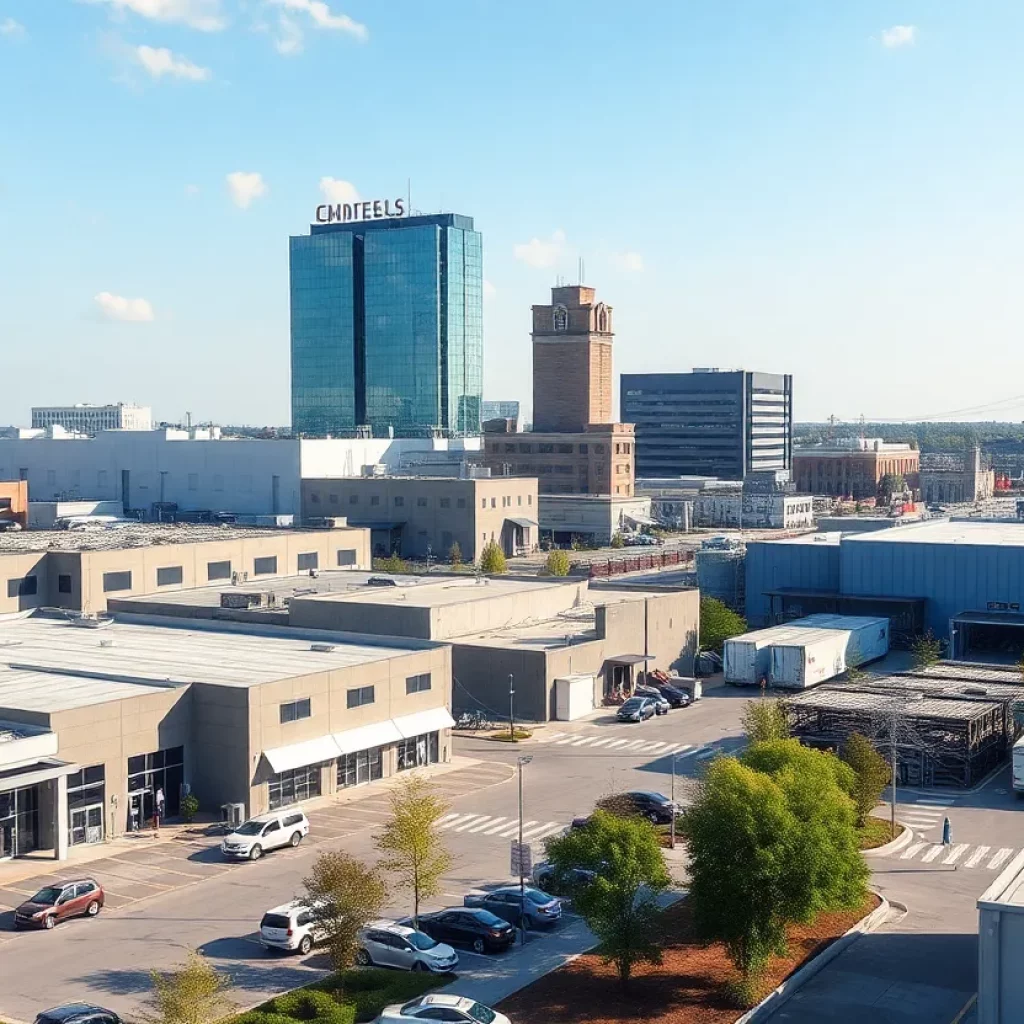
224;967;446;1024
858;815;905;850
488;728;533;742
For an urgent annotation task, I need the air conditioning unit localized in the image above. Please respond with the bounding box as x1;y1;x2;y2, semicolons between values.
310;643;336;653
220;802;246;828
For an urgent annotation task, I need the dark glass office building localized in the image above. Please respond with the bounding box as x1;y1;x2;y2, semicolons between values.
621;369;793;480
290;213;483;437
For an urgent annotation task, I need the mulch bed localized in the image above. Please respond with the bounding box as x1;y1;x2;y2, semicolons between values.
497;894;881;1024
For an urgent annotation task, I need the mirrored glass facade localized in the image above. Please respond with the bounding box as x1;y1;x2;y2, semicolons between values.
290;213;482;437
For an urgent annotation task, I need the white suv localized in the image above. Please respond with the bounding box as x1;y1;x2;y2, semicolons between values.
221;809;309;861
259;900;325;955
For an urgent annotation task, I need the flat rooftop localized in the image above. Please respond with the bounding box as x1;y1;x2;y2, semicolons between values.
845;521;1024;547
0;522;315;555
0;615;429;713
310;575;577;610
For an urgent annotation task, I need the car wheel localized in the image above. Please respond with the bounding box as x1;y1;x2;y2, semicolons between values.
472;938;485;954
86;900;101;917
412;960;426;972
297;934;313;956
289;831;302;848
43;915;56;930
647;811;660;824
249;844;263;861
355;948;372;966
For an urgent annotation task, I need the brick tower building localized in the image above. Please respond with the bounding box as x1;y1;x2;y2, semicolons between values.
531;285;613;432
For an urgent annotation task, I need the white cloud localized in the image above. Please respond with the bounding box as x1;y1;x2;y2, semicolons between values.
513;229;567;269
82;0;226;31
880;24;917;48
319;176;359;204
609;250;645;272
135;44;211;80
226;170;268;209
483;279;497;299
274;13;303;55
95;291;156;322
185;183;200;196
0;17;25;36
268;0;367;41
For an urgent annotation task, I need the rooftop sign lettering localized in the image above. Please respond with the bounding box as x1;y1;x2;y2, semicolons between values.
314;199;406;224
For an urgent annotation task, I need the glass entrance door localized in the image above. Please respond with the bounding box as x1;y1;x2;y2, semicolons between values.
70;804;104;846
0;818;13;861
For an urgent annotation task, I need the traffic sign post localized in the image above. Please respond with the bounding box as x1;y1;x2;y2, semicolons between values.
510;840;532;877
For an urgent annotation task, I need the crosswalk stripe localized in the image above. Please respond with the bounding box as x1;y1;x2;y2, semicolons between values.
642;741;667;752
482;818;514;835
533;823;569;840
914;798;951;806
920;845;944;863
902;816;942;827
498;820;536;838
439;814;475;830
666;744;695;756
989;848;1015;871
622;739;648;750
605;739;629;749
901;842;927;860
522;820;562;840
965;846;991;868
943;843;970;865
571;736;594;746
555;736;579;745
437;812;462;826
588;738;613;748
454;815;493;832
540;732;568;744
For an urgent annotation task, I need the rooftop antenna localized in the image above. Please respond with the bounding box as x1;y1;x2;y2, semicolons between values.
407;177;411;215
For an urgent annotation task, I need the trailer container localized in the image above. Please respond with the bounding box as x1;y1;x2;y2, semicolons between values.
793;613;891;668
769;628;851;689
723;625;805;685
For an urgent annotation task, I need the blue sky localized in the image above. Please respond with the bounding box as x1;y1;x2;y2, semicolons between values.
2;1;1024;427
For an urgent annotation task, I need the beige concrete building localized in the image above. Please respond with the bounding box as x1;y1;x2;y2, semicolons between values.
301;476;538;561
482;423;635;497
793;438;920;499
0;615;451;861
920;448;996;505
0;523;371;616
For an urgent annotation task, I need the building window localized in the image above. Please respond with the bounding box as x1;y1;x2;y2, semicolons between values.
528;495;533;505
297;552;319;571
349;494;359;504
280;698;312;724
579;444;588;454
337;746;383;788
102;570;132;593
156;566;183;587
68;764;106;846
481;499;486;509
457;498;466;509
406;673;431;694
395;496;404;507
329;493;338;505
539;444;554;454
557;444;573;454
491;498;496;508
207;560;231;581
371;495;380;506
310;492;321;504
253;556;278;576
595;445;605;454
58;573;72;594
337;549;357;566
552;305;568;332
346;685;375;709
268;764;322;810
517;495;523;506
127;746;184;818
417;496;428;507
6;576;37;598
440;497;450;509
397;731;440;771
519;443;533;453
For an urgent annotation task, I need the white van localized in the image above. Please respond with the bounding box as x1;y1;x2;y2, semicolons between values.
260;900;325;955
221;808;309;861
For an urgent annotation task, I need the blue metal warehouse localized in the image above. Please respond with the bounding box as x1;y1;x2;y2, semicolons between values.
746;521;1024;657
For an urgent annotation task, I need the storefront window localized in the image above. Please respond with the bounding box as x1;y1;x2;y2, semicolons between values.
68;765;106;846
269;764;323;810
396;731;440;772
337;747;384;789
127;746;184;828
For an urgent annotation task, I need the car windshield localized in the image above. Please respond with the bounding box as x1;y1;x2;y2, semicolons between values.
406;931;438;950
621;698;643;710
526;890;555;905
30;886;63;905
634;792;668;804
472;910;507;927
234;820;266;836
467;1003;497;1023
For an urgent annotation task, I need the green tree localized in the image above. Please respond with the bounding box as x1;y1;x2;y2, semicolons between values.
375;775;453;927
610;531;625;549
741;698;789;744
877;473;906;500
448;541;462;569
545;549;571;576
141;951;232;1024
841;732;891;827
699;596;747;654
301;850;388;972
911;629;943;669
478;539;507;574
544;809;670;987
373;553;409;574
682;746;867;996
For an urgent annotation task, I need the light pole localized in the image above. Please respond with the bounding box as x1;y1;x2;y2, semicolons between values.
517;754;533;946
508;674;515;740
669;752;682;849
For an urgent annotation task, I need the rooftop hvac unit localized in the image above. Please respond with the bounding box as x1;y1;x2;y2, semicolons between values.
221;802;245;828
310;643;336;653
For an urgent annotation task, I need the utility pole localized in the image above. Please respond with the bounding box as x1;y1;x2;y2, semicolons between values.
890;709;898;840
508;674;515;740
670;753;678;849
517;755;533;946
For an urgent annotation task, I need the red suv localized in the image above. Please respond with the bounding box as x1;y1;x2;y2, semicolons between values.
15;879;105;930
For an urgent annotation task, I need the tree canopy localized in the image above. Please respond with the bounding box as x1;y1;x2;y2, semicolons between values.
741;698;790;744
141;951;231;1024
841;732;890;827
479;540;507;574
699;596;747;654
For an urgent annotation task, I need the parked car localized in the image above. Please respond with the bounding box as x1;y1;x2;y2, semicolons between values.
464;885;562;928
221;808;309;861
633;686;670;714
366;576;398;587
15;879;104;930
375;994;509;1023
597;790;678;824
413;908;516;953
616;696;657;722
34;1007;123;1024
532;861;597;900
647;682;692;708
259;899;325;955
357;920;459;973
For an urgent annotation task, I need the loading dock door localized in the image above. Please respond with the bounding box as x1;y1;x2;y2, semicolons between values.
951;611;1024;661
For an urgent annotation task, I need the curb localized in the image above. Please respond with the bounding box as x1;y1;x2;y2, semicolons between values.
863;821;914;858
733;891;893;1024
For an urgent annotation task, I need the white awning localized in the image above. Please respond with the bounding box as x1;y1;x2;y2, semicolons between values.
624;511;657;526
334;720;403;755
392;707;456;739
263;734;341;774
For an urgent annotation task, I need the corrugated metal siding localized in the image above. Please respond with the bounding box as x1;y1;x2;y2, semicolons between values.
744;541;840;627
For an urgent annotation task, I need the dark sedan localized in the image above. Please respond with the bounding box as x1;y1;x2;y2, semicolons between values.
597;790;679;824
414;908;516;954
35;1006;123;1024
649;683;692;708
617;696;656;722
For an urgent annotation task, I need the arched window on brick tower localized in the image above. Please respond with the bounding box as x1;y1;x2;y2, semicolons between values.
595;303;609;332
552;305;569;332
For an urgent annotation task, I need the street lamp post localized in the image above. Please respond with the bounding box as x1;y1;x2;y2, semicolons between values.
670;752;681;849
508;674;515;740
517;754;533;946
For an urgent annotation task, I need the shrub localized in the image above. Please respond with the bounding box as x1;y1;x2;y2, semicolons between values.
266;991;355;1024
448;541;462;569
544;549;571;576
372;554;409;574
180;793;199;823
911;630;942;669
478;540;507;574
741;698;789;744
699;596;747;654
610;532;625;549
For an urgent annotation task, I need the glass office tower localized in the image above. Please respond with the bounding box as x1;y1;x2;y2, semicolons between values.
290;213;482;437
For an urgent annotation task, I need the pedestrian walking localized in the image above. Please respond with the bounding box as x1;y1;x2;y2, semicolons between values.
152;787;165;836
942;816;952;846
